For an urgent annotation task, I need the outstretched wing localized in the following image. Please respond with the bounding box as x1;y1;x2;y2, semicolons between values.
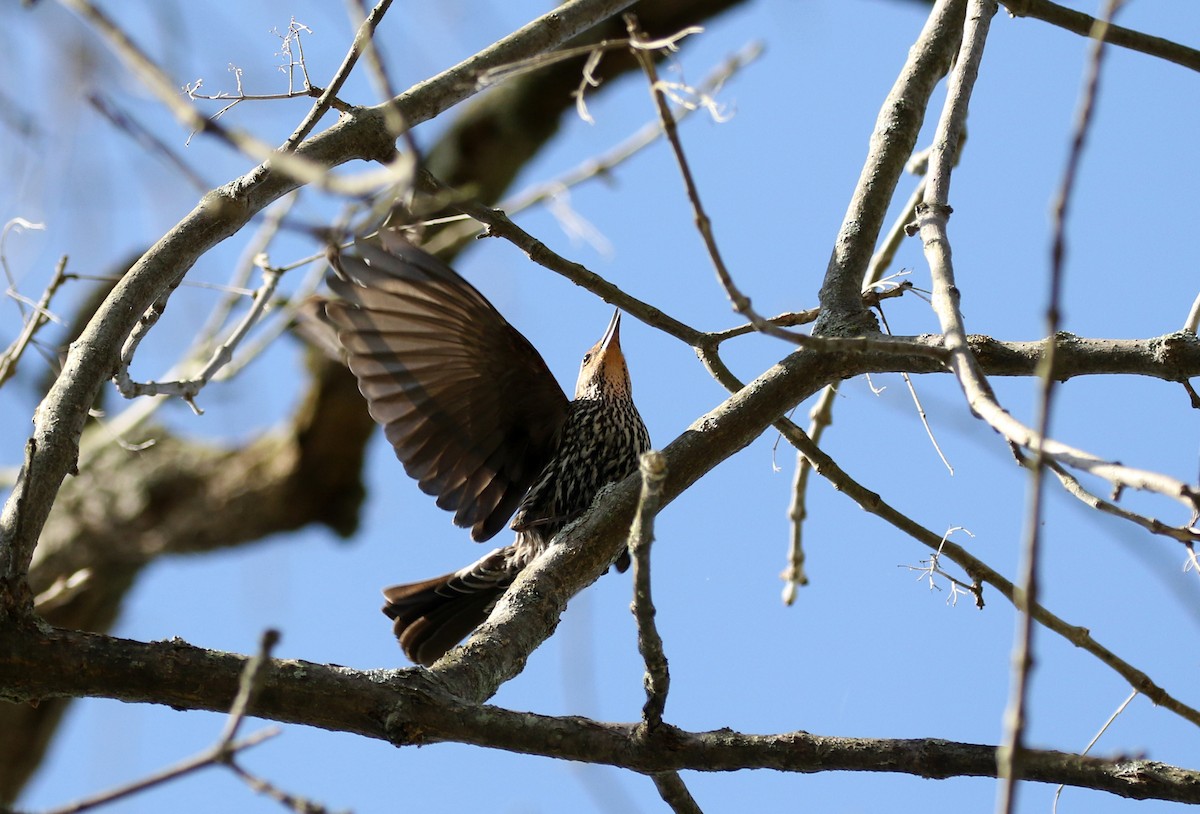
324;236;569;541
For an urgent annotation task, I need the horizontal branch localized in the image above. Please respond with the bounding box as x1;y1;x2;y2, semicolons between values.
2;624;1198;803
960;331;1200;382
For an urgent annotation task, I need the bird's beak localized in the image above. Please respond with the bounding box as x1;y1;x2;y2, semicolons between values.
599;309;622;352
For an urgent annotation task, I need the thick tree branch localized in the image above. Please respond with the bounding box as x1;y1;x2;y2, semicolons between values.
2;625;1199;804
814;0;964;337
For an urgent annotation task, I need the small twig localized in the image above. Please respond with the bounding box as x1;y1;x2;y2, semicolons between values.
1187;545;1200;584
709;308;818;343
876;302;953;474
576;28;726;126
277;18;313;97
32;567;93;613
869;178;927;283
195;194;298;350
903;369;951;472
629;450;670;728
36;730;280;814
114;266;284;412
218;629;281;751
1051;690;1138;814
781;385;836;604
1183;291;1200;334
1041;457;1199;545
0;218;48;310
223;761;341;814
1182;379;1200;411
40;628;282;814
630;450;700;812
1169;289;1200;417
626;17;811;348
476;27;702;88
0;255;69;388
215;256;329;383
998;4;1119;810
284;1;392;148
710;283;912;346
650;771;705;814
903;526;978;605
1003;0;1200;72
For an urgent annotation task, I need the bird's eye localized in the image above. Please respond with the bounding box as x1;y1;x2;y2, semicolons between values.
581;352;593;366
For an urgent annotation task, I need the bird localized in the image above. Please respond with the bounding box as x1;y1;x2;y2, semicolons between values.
322;234;650;666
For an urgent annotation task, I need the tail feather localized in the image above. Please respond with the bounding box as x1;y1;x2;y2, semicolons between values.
382;547;515;666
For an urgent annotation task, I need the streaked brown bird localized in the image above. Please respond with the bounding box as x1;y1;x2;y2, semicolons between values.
323;235;650;666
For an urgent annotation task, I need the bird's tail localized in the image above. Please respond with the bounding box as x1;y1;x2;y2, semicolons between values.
382;547;516;666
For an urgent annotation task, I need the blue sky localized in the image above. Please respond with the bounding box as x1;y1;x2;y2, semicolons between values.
4;1;1200;812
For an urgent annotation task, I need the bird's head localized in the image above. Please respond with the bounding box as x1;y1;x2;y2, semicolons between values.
574;310;632;401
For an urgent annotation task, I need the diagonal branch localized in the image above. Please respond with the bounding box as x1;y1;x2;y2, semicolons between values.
1003;0;1200;72
695;348;1200;732
814;0;965;338
914;6;1199;537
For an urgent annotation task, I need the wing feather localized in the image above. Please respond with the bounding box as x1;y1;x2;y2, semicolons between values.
324;236;568;541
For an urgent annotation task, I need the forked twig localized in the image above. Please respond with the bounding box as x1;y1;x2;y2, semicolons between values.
114;265;284;413
0;255;70;388
37;631;283;814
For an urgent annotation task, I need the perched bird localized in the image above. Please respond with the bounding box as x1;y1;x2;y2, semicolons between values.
323;235;650;666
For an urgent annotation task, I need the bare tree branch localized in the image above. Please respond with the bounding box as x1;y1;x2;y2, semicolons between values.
3;625;1199;804
1003;0;1200;72
0;256;69;389
629;451;670;729
814;0;964;338
1000;1;1121;806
